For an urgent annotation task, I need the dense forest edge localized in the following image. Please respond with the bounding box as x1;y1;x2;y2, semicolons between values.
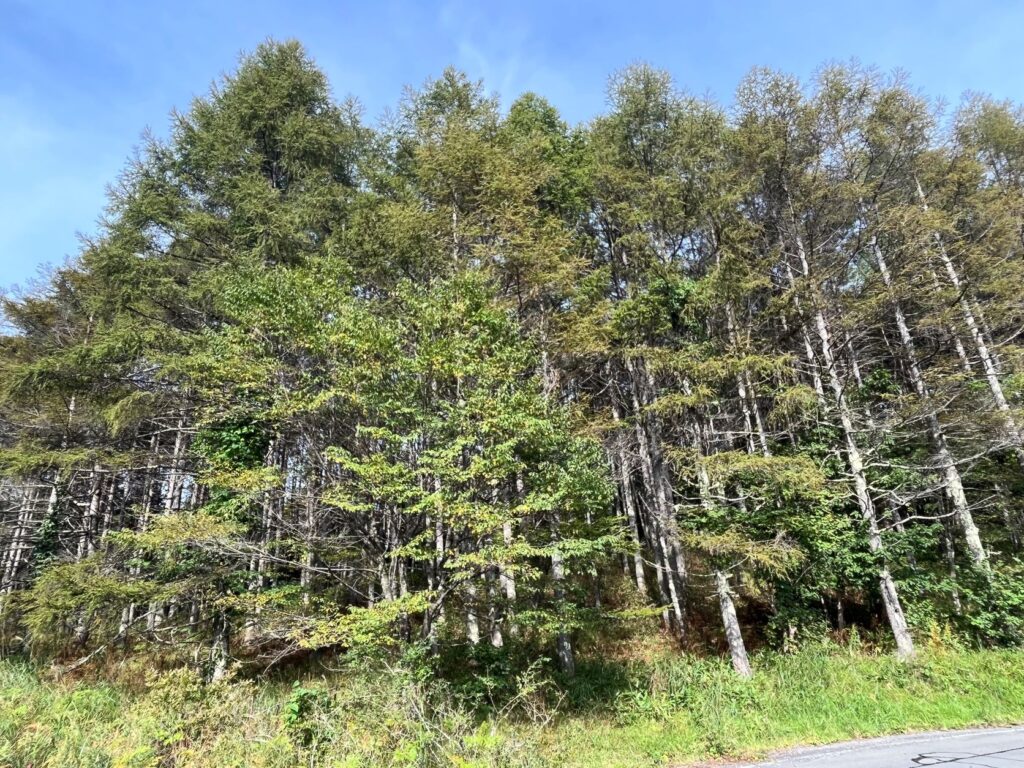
2;38;1024;767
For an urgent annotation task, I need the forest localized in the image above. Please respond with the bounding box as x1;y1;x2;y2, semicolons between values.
2;39;1024;767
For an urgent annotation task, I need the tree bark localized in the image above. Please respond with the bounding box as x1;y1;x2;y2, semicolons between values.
624;357;686;637
917;179;1024;470
788;220;915;659
873;236;988;567
715;569;752;678
551;517;575;676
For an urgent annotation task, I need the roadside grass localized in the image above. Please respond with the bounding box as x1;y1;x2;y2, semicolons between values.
1;642;1023;767
547;643;1024;767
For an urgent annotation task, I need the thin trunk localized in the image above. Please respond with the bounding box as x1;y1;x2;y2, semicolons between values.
488;563;504;649
917;179;1024;470
715;569;752;678
696;432;754;676
788;219;915;658
424;483;446;648
77;464;104;561
465;581;481;646
1;485;38;593
620;462;648;596
726;301;770;456
624;358;686;636
500;518;518;638
300;475;317;608
209;612;230;682
873;237;988;567
551;512;574;676
941;519;963;615
785;260;828;408
611;402;648;596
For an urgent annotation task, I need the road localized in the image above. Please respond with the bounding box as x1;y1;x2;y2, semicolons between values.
730;726;1024;767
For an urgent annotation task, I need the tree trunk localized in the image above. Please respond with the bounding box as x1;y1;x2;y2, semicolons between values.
77;464;104;561
789;222;915;659
715;569;752;678
1;485;39;593
726;301;770;456
917;179;1024;470
465;581;481;646
209;611;230;682
784;261;828;408
624;357;686;637
611;402;648;596
551;512;575;676
873;237;988;567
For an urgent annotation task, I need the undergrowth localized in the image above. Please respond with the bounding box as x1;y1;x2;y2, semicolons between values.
2;641;1024;767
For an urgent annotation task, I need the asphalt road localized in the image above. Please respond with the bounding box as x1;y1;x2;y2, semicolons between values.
731;726;1024;767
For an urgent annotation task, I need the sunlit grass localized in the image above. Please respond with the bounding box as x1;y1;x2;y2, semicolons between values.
548;644;1024;766
2;644;1023;767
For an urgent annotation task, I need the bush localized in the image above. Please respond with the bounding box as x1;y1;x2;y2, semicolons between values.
0;660;540;768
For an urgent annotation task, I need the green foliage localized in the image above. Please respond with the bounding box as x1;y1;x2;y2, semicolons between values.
282;680;333;748
193;422;271;470
3;648;1024;768
3;42;1024;757
0;660;544;768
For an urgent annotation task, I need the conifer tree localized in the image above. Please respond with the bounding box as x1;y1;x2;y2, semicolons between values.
3;43;1024;678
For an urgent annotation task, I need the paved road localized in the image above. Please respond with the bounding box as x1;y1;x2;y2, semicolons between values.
731;726;1024;767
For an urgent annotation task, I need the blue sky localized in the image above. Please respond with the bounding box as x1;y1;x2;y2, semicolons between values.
4;0;1024;292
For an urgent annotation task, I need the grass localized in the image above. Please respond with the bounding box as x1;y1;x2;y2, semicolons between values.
2;642;1023;767
548;643;1024;766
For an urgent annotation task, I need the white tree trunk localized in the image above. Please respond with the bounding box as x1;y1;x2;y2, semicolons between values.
551;516;575;676
789;224;915;659
873;238;988;567
611;403;649;596
625;357;686;636
715;569;752;678
917;179;1024;470
465;581;480;645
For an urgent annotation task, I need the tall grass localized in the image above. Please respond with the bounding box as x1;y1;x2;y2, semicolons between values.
2;644;1023;767
0;660;542;768
548;643;1024;766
